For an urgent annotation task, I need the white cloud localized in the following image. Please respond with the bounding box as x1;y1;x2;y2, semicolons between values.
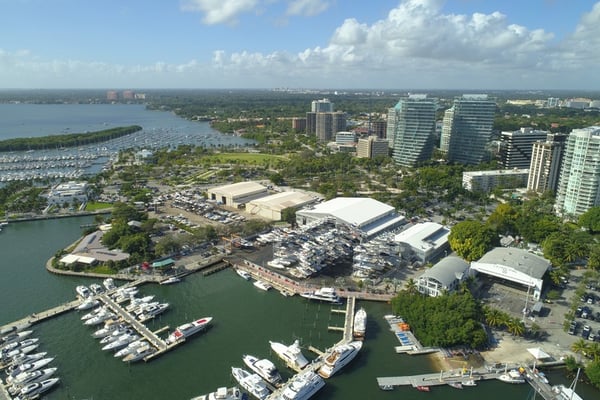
286;0;331;17
181;0;260;25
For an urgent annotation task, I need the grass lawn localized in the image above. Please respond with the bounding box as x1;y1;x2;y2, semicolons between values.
85;202;113;211
201;152;287;164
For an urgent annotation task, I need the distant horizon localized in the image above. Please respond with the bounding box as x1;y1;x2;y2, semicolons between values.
2;1;599;90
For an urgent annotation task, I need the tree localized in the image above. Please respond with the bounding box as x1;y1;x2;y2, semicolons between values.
448;220;498;262
571;339;590;356
487;203;518;235
579;206;600;233
586;360;600;389
589;246;600;271
404;278;418;294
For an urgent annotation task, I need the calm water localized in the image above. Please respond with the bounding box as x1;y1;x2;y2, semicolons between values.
4;218;588;400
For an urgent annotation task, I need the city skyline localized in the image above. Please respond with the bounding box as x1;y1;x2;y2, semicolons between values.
1;0;599;90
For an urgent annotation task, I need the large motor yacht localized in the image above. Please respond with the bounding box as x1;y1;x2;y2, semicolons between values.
318;340;363;379
273;370;324;400
299;287;341;304
352;308;367;339
231;367;270;400
14;377;60;400
269;340;309;370
190;386;246;400
166;317;213;344
242;354;283;387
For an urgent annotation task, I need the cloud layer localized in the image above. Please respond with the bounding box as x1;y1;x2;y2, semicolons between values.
2;0;600;89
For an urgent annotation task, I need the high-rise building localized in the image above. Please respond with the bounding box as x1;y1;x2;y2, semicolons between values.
371;120;387;139
445;94;496;165
306;112;316;134
527;133;567;194
499;128;549;169
386;107;397;148
391;94;437;167
357;136;389;159
292;117;306;132
555;126;600;217
439;107;454;153
315;111;346;142
311;98;334;113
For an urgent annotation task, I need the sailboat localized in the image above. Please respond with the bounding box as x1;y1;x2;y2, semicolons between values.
552;368;583;400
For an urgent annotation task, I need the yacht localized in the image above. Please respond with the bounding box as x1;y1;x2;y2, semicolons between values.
160;276;182;285
81;306;106;321
1;338;39;355
134;302;160;315
552;385;583;400
138;303;169;322
122;343;156;363
300;287;341;304
77;298;100;311
92;322;125;339
353;308;367;339
103;278;116;291
89;283;105;295
236;269;252;280
318;341;363;378
497;369;525;384
231;367;270;400
190;386;245;400
273;370;325;400
102;333;140;351
253;280;272;291
7;351;47;367
84;310;116;326
76;285;92;299
13;377;60;400
1;344;39;361
7;357;55;381
242;354;283;386
269;340;309;370
7;367;57;394
114;339;148;358
125;295;156;312
0;330;33;349
166;317;213;344
100;328;136;345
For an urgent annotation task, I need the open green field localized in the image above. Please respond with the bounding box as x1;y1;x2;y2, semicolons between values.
85;202;113;211
201;152;287;164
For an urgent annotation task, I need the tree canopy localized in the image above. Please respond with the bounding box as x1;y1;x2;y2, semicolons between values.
579;206;600;234
448;220;498;262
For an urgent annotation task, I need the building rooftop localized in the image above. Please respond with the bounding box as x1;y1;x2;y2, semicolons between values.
247;191;316;212
419;256;469;286
475;247;550;279
394;222;449;251
209;181;267;197
463;168;530;177
298;197;395;228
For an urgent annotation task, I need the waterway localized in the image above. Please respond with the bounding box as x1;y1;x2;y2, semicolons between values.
3;218;598;400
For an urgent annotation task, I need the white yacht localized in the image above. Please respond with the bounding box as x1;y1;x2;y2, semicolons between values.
134;302;160;316
75;285;91;299
1;344;39;361
300;287;341;304
269;340;309;370
89;283;105;295
253;280;272;291
92;322;126;339
242;354;283;386
138;303;169;322
497;369;525;384
231;367;270;400
77;298;100;311
125;295;156;312
273;370;325;400
8;367;57;394
0;330;33;349
7;358;54;381
1;338;39;355
160;276;182;285
84;310;116;326
122;343;156;363
236;269;252;280
318;341;363;378
190;386;244;400
166;317;213;344
114;340;148;358
7;351;47;367
14;377;60;400
103;278;116;291
353;308;367;339
102;333;140;351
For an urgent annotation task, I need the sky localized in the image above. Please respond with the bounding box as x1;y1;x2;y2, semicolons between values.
1;0;599;90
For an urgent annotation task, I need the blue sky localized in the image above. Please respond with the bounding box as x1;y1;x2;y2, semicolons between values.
1;0;599;90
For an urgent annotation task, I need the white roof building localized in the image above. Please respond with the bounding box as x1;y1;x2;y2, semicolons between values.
470;247;551;300
206;181;268;208
45;181;89;206
394;222;450;264
417;257;470;297
296;197;406;239
246;191;317;221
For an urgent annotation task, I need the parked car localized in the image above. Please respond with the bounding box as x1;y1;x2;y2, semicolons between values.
568;321;578;335
582;325;592;339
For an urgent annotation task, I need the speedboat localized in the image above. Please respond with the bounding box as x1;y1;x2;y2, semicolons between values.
231;367;270;400
300;287;341;304
8;367;58;394
497;369;525;384
272;370;324;400
76;285;92;299
138;303;169;322
13;377;60;400
102;333;139;351
122;343;156;362
318;341;363;378
415;385;431;392
160;276;181;285
7;358;55;381
242;354;283;387
253;280;272;291
166;317;213;344
236;269;252;280
269;340;309;370
77;298;100;311
190;386;245;400
353;308;367;339
103;278;116;291
0;330;33;349
115;340;148;358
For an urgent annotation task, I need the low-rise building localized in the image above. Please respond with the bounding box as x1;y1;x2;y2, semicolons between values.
462;169;529;192
394;222;450;264
417;257;470;297
206;181;268;208
246;191;317;221
45;181;89;206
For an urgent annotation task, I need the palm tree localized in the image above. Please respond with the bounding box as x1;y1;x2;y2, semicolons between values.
404;278;418;294
506;317;525;336
571;339;589;357
484;307;504;328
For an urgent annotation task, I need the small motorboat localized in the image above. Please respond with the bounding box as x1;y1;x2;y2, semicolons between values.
416;385;431;392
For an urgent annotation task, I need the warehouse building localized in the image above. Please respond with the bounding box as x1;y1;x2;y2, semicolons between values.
206;181;268;208
246;191;317;221
394;222;450;264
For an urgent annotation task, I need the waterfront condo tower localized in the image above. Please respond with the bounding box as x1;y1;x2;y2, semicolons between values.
554;126;600;217
527;133;567;194
391;94;437;167
444;94;496;165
